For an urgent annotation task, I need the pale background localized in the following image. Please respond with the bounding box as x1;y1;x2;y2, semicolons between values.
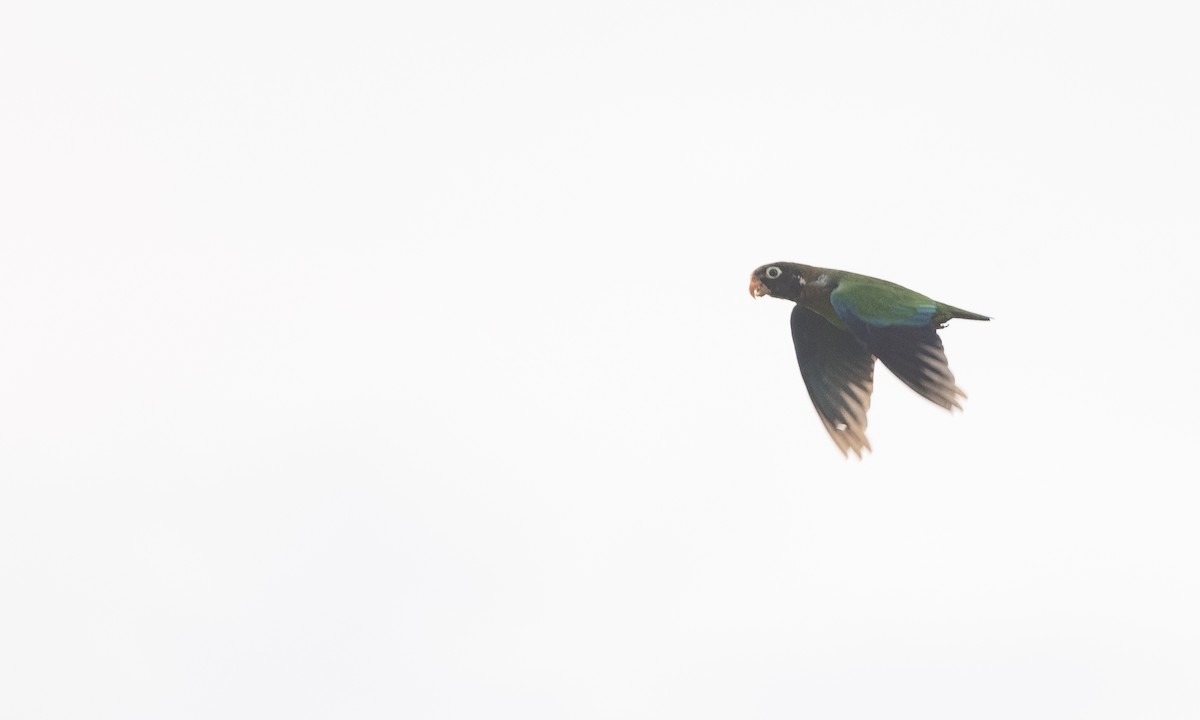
2;1;1198;718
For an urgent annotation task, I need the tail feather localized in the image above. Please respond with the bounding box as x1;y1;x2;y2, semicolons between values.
936;303;991;323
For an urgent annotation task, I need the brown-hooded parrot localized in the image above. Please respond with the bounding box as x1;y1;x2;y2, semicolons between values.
749;262;989;458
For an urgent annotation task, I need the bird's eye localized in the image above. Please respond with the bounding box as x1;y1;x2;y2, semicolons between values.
765;266;782;279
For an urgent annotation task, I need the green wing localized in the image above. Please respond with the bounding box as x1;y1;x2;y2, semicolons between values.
829;277;965;410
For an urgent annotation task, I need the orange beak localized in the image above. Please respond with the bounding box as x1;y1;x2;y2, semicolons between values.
749;276;768;298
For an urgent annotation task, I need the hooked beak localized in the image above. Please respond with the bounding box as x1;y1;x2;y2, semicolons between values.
749;276;769;298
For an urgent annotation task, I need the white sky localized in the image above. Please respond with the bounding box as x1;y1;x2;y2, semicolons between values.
3;1;1199;718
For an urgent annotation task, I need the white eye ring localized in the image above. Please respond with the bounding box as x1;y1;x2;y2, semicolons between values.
765;266;782;279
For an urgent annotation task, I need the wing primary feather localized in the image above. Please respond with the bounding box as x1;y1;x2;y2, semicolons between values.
834;319;967;411
790;306;876;457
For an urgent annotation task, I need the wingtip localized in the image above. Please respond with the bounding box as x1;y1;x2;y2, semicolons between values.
829;425;872;459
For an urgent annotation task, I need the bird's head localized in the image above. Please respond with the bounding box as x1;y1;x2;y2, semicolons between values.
749;262;810;301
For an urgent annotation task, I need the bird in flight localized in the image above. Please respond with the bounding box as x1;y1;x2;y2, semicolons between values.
749;262;989;457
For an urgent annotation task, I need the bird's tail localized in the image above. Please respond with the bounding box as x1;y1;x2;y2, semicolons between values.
939;303;991;322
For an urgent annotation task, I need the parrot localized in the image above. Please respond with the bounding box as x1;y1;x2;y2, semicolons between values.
749;262;989;457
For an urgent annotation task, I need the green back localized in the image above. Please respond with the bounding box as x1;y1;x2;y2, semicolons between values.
830;274;938;327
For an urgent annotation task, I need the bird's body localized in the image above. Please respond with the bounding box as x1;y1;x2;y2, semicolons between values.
749;262;989;457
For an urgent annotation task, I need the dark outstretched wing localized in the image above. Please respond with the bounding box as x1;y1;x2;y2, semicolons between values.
850;323;964;410
790;306;876;458
829;281;965;410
